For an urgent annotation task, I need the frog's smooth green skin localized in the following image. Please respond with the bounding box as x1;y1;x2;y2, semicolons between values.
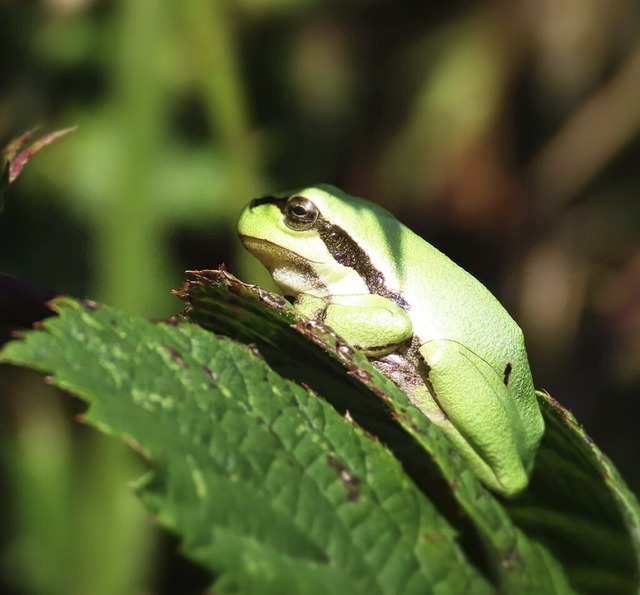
237;184;545;497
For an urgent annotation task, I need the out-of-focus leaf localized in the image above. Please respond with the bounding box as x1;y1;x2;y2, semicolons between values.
507;393;640;594
1;128;76;195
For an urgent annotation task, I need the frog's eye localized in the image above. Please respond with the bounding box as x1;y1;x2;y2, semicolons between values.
283;196;320;231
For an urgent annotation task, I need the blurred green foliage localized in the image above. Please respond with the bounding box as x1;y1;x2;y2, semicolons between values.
1;0;640;593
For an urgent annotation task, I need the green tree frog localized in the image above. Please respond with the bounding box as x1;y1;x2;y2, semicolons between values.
237;184;544;496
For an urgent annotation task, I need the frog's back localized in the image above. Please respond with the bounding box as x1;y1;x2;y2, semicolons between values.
312;186;529;373
401;231;519;348
398;225;536;401
308;185;528;375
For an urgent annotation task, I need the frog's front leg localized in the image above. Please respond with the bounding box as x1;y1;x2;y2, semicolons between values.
295;293;413;357
411;339;532;496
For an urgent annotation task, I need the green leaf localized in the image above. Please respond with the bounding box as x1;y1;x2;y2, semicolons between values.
1;297;490;595
177;269;640;595
2;268;638;594
506;393;640;594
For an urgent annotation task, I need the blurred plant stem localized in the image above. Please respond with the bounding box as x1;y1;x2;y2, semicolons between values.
71;0;265;592
182;0;262;200
93;0;173;314
41;1;172;593
1;373;153;595
0;375;73;595
181;0;271;286
4;0;268;592
527;36;640;215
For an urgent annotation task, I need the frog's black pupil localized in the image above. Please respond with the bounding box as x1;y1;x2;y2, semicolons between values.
292;205;307;217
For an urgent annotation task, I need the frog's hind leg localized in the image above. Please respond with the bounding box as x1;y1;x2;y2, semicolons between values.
413;339;530;496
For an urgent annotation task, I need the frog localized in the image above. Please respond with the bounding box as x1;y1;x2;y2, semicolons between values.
237;184;544;496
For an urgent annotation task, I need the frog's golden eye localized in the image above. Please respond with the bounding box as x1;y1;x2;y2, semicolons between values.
284;196;319;231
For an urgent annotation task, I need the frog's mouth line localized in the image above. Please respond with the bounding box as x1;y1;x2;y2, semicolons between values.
239;236;324;268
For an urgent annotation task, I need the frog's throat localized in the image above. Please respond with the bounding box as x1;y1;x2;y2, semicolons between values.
239;236;327;297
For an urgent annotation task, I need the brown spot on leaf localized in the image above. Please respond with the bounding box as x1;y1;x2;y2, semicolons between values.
163;345;188;368
348;369;373;383
203;366;218;383
83;300;100;311
327;454;361;502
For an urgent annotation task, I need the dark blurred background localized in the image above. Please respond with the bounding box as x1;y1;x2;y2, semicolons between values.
1;0;639;593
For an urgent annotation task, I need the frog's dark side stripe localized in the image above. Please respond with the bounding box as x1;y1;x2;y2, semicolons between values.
250;195;409;309
316;221;409;309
